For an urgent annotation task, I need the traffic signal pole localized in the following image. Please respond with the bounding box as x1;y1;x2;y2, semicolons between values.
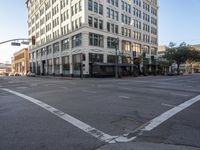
0;36;35;45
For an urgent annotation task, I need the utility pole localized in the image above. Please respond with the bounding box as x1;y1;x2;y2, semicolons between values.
132;51;136;75
115;38;119;78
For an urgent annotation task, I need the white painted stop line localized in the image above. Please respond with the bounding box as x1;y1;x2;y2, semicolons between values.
1;88;200;144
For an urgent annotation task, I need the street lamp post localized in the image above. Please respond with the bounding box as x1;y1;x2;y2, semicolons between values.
132;51;136;76
115;38;119;78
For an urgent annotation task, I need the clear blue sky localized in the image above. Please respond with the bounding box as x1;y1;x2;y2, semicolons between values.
0;0;200;63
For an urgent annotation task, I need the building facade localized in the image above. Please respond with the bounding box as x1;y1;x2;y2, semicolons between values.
13;48;29;75
0;63;12;76
26;0;158;77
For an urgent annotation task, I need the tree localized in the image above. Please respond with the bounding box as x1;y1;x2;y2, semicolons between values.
168;42;176;48
164;42;200;74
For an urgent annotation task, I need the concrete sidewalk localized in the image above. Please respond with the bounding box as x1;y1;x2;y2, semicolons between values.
96;142;200;150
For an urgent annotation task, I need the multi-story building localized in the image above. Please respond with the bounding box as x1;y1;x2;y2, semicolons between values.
13;48;29;75
26;0;158;77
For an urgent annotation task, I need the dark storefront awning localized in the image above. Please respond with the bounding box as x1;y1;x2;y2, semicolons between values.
92;62;137;67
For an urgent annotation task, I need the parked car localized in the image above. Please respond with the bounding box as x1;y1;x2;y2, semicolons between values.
14;73;21;76
9;72;15;76
26;72;36;77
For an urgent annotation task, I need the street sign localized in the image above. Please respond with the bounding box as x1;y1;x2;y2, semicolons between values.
21;41;29;45
11;42;21;46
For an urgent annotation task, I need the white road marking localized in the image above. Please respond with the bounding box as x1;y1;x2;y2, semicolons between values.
118;87;132;91
30;83;38;86
61;87;69;90
16;87;27;89
170;93;189;97
0;88;135;144
142;95;200;131
119;96;129;99
82;90;97;94
1;88;200;144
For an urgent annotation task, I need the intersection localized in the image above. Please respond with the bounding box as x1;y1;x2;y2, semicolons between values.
0;75;200;150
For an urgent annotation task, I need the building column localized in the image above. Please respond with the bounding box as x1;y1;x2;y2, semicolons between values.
45;59;48;75
52;58;54;74
60;56;62;74
84;52;89;76
69;54;73;76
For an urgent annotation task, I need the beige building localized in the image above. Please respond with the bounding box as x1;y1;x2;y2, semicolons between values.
158;45;168;58
13;48;29;75
188;44;200;73
191;44;200;51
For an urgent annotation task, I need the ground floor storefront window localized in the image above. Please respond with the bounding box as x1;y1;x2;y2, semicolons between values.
62;56;70;75
72;54;81;76
54;58;60;75
36;61;41;75
47;59;52;75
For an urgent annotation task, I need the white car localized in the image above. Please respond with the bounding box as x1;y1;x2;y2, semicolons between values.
9;72;15;76
26;72;36;77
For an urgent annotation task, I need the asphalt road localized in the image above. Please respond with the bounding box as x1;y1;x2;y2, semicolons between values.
0;75;200;150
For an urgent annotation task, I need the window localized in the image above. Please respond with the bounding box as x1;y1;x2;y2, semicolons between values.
99;4;103;15
62;56;70;75
72;54;81;75
122;40;131;51
132;43;141;53
94;2;98;13
88;16;93;27
89;33;104;47
88;0;93;11
72;33;82;48
115;25;118;34
89;53;103;63
46;45;52;55
61;38;69;51
107;22;110;32
99;20;103;30
94;18;98;28
54;57;60;74
107;37;117;49
53;42;59;53
107;8;110;18
107;55;116;63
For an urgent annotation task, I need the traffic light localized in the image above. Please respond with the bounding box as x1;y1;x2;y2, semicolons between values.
31;36;36;45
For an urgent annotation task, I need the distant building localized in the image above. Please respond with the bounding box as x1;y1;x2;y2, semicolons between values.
13;48;29;75
158;44;200;74
191;44;200;51
188;44;200;73
158;45;168;58
0;63;12;76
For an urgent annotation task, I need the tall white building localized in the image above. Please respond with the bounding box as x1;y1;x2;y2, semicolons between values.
26;0;158;77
